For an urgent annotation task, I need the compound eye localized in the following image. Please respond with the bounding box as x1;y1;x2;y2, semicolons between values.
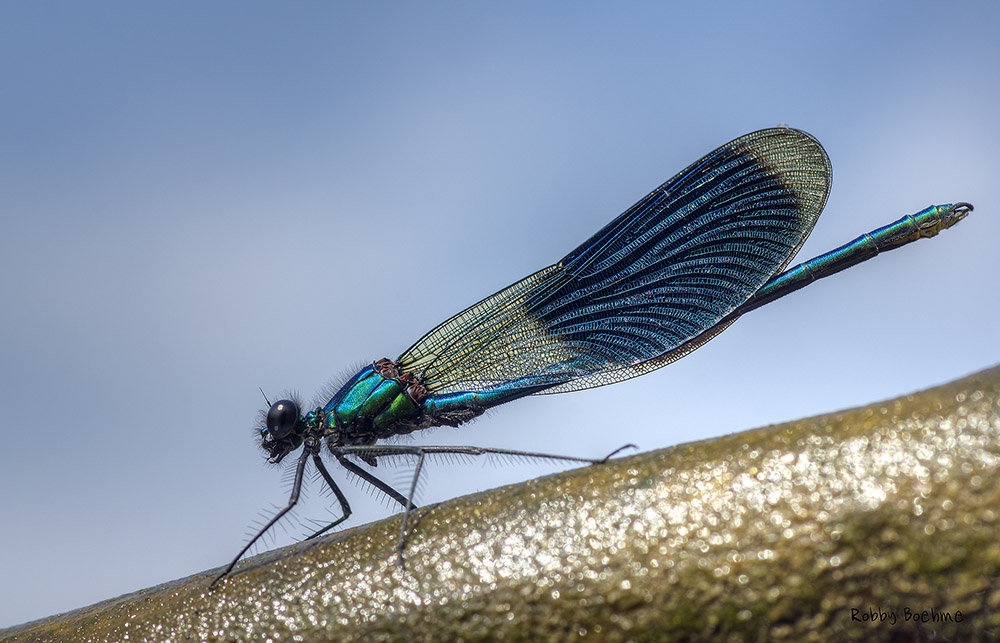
266;400;299;440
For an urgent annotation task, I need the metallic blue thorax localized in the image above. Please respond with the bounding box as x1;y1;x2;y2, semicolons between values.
321;360;422;443
321;359;552;444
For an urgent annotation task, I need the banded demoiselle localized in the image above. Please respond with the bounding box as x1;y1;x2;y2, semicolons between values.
214;127;972;583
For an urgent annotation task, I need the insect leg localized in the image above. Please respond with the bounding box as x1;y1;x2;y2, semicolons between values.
332;443;634;566
334;452;415;509
341;443;632;465
305;453;353;540
396;450;425;561
212;447;310;587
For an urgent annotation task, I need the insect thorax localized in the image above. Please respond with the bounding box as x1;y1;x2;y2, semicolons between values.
322;359;429;444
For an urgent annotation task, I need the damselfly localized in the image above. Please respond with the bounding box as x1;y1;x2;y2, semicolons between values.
214;127;971;584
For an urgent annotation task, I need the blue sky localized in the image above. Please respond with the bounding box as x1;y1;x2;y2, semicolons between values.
1;2;998;627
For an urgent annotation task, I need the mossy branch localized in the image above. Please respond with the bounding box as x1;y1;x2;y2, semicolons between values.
5;366;1000;642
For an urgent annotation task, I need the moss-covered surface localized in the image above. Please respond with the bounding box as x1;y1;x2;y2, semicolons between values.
5;365;1000;642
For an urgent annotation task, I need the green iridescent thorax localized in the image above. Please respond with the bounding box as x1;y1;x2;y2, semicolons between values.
322;359;426;442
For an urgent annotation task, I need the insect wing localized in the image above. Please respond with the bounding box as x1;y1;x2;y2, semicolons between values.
398;128;832;395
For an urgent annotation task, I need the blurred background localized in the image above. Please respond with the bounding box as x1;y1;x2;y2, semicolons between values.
1;1;997;628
